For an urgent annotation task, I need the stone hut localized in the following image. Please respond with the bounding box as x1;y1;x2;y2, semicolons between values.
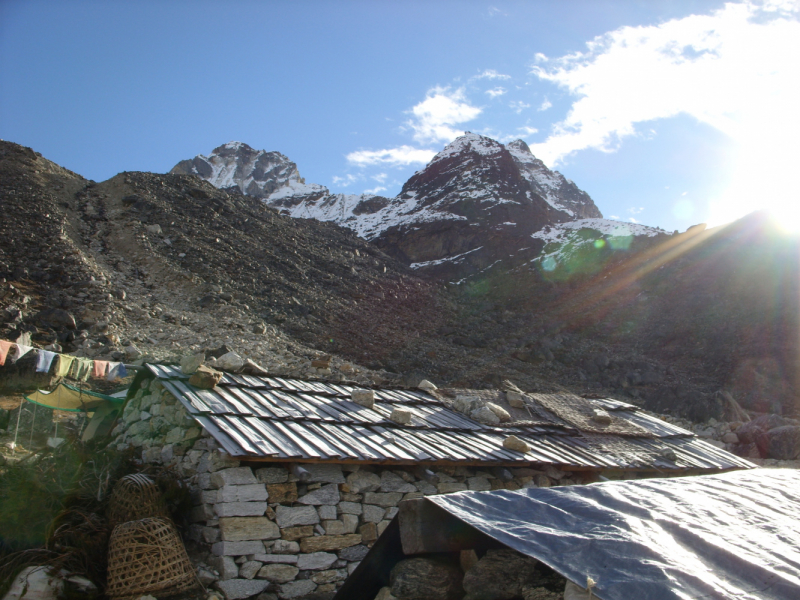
111;364;754;600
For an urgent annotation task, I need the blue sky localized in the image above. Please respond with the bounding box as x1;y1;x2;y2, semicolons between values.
2;0;798;233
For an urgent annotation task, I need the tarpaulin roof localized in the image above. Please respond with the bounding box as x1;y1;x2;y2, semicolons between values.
426;469;800;599
25;383;123;412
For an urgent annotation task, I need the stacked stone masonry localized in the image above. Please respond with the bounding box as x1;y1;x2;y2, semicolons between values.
110;378;587;599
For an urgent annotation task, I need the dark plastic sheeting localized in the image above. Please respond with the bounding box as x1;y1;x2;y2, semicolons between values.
430;469;800;600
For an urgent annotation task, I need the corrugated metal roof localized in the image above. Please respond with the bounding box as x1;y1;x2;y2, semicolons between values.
145;364;754;472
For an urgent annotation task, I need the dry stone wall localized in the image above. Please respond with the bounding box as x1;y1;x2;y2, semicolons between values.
110;378;589;600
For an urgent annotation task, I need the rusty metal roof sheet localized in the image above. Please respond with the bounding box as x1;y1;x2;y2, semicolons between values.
146;364;754;471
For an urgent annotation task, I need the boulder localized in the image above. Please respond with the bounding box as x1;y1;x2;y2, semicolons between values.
767;426;800;460
503;435;530;453
352;389;375;408
486;402;511;422
216;351;245;372
33;308;76;330
471;406;500;425
180;352;205;374
390;408;412;424
462;548;540;599
390;557;463;600
189;364;223;389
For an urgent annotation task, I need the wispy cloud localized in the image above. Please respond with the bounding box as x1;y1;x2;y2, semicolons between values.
332;173;359;186
487;6;508;17
372;172;388;183
509;100;531;114
346;145;437;167
407;86;482;144
472;69;511;81
629;207;644;215
538;98;552;111
485;87;507;98
364;186;387;195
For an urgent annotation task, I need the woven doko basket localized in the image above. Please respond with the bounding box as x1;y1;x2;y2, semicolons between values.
106;517;197;599
107;473;168;529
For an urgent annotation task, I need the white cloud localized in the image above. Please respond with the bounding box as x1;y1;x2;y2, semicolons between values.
487;6;508;17
486;87;507;98
609;214;621;219
629;207;644;214
629;217;639;223
407;87;482;144
538;99;552;111
473;69;511;80
528;1;800;227
509;100;531;114
332;173;359;186
364;186;387;195
372;172;388;183
346;145;437;167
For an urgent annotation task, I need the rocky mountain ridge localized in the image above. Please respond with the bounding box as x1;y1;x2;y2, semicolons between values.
3;139;800;426
172;134;619;280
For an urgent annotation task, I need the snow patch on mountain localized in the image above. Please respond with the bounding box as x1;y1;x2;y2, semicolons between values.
532;218;665;242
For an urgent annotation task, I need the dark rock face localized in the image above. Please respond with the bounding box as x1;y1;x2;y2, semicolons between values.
390;557;464;600
373;134;602;278
767;426;800;460
462;548;541;600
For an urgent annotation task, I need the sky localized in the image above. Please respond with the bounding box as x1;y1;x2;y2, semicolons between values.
1;0;799;233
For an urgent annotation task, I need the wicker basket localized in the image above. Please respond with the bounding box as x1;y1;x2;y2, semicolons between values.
107;473;168;529
106;517;197;599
